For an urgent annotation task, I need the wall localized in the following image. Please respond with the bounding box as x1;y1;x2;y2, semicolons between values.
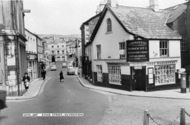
92;10;133;72
149;40;181;70
25;30;37;53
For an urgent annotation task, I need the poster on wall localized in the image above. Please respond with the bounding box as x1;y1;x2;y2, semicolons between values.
7;41;16;66
7;71;17;86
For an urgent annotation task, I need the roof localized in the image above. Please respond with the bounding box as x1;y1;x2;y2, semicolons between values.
87;5;181;46
110;5;181;39
164;3;187;23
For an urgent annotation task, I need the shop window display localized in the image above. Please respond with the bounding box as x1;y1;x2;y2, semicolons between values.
155;64;175;86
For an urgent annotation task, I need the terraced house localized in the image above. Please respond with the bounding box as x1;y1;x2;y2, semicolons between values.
81;0;182;91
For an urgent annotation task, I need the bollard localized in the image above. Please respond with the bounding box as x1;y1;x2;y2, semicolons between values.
143;110;149;125
180;72;187;93
180;108;186;125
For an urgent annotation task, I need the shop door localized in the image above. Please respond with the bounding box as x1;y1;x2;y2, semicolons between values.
134;67;146;90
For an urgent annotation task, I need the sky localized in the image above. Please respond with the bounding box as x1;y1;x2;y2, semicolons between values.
23;0;187;35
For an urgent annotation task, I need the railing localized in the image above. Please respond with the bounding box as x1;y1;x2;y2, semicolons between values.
143;108;190;125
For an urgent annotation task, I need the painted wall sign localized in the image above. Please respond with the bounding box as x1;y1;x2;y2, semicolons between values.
127;40;149;62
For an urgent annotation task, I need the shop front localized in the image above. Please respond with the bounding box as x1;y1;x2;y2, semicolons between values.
0;33;27;96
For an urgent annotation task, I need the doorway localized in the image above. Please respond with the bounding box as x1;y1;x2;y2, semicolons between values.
133;66;146;90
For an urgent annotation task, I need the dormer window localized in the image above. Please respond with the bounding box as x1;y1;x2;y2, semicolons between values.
107;18;112;32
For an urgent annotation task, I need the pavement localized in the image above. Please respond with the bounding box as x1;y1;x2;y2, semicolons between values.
77;76;190;100
6;77;50;101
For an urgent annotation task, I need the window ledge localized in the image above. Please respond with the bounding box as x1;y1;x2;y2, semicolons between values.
105;31;112;34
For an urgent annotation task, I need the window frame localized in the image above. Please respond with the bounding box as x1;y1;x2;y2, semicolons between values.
160;40;169;57
107;18;112;32
96;44;101;59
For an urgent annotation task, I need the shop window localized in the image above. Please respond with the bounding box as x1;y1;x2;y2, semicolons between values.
108;64;121;85
107;18;112;32
154;64;175;86
96;44;101;59
160;40;168;57
96;65;102;82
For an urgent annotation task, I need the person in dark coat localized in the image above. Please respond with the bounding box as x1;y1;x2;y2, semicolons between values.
22;72;30;90
41;69;46;80
59;71;64;82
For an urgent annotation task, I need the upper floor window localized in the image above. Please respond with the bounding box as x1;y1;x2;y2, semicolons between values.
119;42;126;59
57;50;60;54
96;44;101;59
52;45;54;48
107;18;112;32
119;42;125;50
57;45;59;48
160;40;169;57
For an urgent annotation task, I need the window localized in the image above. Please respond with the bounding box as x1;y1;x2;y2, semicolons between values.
107;18;112;32
160;40;168;57
57;45;59;48
108;64;121;85
155;64;175;86
119;42;126;59
119;42;125;50
96;45;101;59
62;50;64;54
57;50;59;54
52;50;54;54
52;45;54;48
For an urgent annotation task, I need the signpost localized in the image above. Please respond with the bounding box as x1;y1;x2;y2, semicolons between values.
127;40;149;62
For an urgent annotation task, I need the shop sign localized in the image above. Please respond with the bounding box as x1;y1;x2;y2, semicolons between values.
127;40;149;62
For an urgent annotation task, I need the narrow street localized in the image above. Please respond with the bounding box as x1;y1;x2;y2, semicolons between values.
0;62;109;125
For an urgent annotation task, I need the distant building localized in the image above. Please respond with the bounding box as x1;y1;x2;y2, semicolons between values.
48;41;67;62
81;0;182;91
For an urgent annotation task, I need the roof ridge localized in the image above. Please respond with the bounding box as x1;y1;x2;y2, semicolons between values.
112;4;151;10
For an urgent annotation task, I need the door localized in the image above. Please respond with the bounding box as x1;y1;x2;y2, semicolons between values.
133;67;146;90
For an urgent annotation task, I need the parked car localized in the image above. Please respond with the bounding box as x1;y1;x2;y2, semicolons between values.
62;62;67;68
67;65;75;75
50;64;57;71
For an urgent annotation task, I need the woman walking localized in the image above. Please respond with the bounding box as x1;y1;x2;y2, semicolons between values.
59;71;64;82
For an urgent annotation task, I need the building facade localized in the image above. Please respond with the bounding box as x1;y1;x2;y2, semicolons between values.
81;2;182;91
48;41;67;62
25;29;38;80
0;0;27;95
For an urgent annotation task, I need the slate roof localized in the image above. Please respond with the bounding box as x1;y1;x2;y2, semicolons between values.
164;3;187;23
110;5;181;39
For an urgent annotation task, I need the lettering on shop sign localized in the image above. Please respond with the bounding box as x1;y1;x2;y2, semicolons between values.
127;40;149;62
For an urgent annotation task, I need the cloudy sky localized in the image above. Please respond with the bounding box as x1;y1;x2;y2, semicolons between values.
23;0;186;35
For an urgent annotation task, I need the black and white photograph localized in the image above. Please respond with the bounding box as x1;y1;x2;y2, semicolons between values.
0;0;190;124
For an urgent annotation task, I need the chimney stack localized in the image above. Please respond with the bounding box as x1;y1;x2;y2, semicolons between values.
149;0;159;11
106;0;111;7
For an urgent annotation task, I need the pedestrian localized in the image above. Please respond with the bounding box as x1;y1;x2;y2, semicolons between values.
22;72;30;90
41;69;46;80
59;71;64;82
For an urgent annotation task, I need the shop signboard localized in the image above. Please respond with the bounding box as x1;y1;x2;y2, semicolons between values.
127;40;149;62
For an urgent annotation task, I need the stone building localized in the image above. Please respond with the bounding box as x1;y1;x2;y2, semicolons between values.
0;0;27;95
